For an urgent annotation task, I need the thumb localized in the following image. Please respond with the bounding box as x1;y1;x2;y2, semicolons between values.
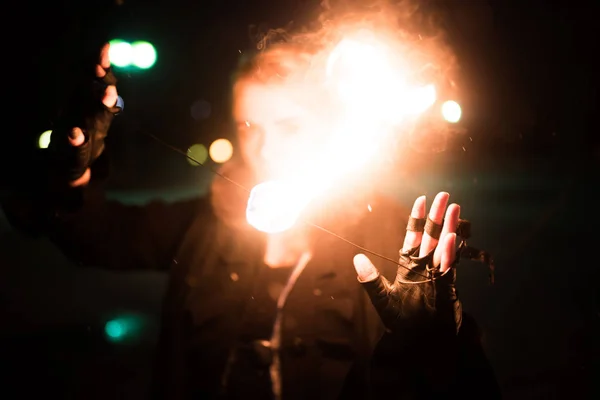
355;254;395;327
353;253;380;282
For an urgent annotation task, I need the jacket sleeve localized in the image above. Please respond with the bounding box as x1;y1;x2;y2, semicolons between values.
453;312;502;398
1;174;208;271
338;195;501;399
338;312;501;399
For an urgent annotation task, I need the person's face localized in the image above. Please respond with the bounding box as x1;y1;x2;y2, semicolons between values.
233;80;328;182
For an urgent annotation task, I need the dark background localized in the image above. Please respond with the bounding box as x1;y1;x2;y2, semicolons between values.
1;0;599;398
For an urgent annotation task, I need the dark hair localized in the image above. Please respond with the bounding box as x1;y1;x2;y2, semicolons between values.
231;0;455;87
232;26;321;88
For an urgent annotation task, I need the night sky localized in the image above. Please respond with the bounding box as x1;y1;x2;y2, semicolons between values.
1;0;598;398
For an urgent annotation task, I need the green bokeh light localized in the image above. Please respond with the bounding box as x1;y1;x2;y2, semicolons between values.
104;315;143;343
187;144;209;166
105;320;127;339
108;39;157;69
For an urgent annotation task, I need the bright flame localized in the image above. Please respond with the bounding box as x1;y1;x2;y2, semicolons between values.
246;181;312;234
247;32;442;233
326;38;436;125
442;100;461;123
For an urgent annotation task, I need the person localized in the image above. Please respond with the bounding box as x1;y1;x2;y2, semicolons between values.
2;37;500;399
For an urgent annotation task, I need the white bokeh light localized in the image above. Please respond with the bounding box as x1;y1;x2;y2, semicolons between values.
131;41;157;69
109;40;133;67
441;100;462;123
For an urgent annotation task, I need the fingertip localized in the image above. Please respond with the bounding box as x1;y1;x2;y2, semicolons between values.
102;85;118;107
353;253;369;267
446;203;461;217
68;127;85;147
436;191;450;202
353;254;379;282
100;43;110;69
95;64;107;78
411;195;427;218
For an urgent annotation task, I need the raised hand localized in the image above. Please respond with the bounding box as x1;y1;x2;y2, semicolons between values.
353;192;462;336
49;43;123;187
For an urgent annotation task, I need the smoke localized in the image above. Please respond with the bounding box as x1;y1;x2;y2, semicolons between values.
245;0;462;156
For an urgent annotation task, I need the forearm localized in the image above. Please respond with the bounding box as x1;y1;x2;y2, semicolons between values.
2;176;204;271
363;312;500;399
454;313;502;398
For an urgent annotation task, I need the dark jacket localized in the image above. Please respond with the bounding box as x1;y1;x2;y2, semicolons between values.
2;175;501;399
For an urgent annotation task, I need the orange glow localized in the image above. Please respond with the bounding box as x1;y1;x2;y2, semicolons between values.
243;14;459;233
442;100;462;123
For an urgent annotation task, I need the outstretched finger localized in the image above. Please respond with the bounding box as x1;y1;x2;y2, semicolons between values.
354;253;394;324
95;43;111;78
102;85;119;108
419;192;449;257
354;253;380;283
440;233;457;273
402;195;426;252
95;43;120;109
433;203;460;268
100;43;110;69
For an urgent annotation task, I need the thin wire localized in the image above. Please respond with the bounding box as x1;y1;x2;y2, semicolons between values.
145;131;436;282
303;221;401;266
146;132;249;193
